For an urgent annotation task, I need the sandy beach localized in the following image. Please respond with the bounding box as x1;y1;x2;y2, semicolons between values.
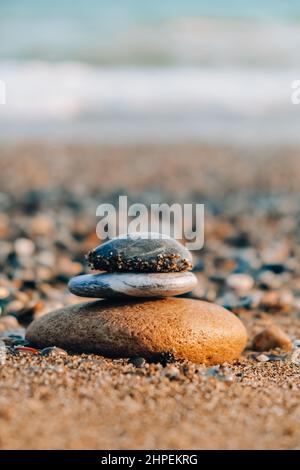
1;142;300;449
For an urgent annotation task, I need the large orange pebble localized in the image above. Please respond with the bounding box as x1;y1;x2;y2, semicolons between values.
26;298;247;364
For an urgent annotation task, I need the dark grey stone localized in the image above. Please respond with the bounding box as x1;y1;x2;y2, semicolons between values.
87;233;193;273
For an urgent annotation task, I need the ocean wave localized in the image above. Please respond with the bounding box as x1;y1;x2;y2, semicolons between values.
0;61;296;121
1;13;300;66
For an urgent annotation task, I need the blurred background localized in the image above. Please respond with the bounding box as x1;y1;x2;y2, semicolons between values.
1;0;300;144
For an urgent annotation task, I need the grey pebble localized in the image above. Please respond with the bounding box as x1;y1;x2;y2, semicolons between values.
87;232;193;273
129;357;146;368
40;346;67;357
68;272;197;299
256;354;270;362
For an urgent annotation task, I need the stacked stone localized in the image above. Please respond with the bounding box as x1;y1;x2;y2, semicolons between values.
69;233;197;299
26;233;247;364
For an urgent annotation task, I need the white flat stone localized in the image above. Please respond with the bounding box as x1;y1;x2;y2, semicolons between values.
68;272;197;299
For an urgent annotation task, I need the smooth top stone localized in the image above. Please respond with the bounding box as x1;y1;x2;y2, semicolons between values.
26;298;248;364
68;272;197;298
87;233;193;273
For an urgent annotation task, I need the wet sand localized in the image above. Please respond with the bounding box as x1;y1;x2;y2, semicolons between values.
1;142;300;449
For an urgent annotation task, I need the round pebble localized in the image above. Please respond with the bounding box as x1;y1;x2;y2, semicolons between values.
252;325;292;352
14;238;35;257
87;233;193;273
0;286;10;300
40;346;67;357
26;298;248;364
226;274;254;291
129;357;146;368
68;272;197;299
14;345;39;355
256;354;270;362
0;315;21;331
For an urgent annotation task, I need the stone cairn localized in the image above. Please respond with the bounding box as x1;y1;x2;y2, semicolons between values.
26;233;247;364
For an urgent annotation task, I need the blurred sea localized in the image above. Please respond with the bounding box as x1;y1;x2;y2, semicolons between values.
1;0;300;144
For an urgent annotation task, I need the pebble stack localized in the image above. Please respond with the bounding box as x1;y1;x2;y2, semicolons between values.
26;233;247;364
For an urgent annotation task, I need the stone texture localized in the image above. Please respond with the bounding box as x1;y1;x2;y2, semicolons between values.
26;298;248;364
87;233;193;273
68;272;197;298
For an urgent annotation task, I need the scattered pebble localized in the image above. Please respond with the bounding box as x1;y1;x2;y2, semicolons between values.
0;286;10;301
226;274;254;292
262;263;289;274
204;365;234;382
14;345;40;355
129;357;146;368
14;238;35;257
267;354;286;362
40;346;68;357
155;351;176;367
259;291;281;309
221;294;252;311
258;271;282;290
253;325;292;352
0;315;21;331
1;337;30;347
291;340;300;365
256;354;270;362
162;365;180;380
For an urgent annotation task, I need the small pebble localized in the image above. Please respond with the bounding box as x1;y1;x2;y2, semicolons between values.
267;354;286;362
226;274;254;291
0;286;10;300
0;315;21;331
258;271;282;289
155;351;176;366
262;263;289;274
205;365;221;377
40;346;67;357
14;238;35;257
205;365;233;382
14;345;39;355
129;357;146;368
290;340;300;365
163;365;180;380
259;291;280;309
192;259;204;272
221;295;252;311
6;332;25;339
1;337;30;347
256;354;270;362
253;325;292;352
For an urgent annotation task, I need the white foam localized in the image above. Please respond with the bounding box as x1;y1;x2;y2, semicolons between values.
0;61;299;145
0;61;296;120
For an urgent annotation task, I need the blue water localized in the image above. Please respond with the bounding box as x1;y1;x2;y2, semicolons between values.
1;0;300;63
